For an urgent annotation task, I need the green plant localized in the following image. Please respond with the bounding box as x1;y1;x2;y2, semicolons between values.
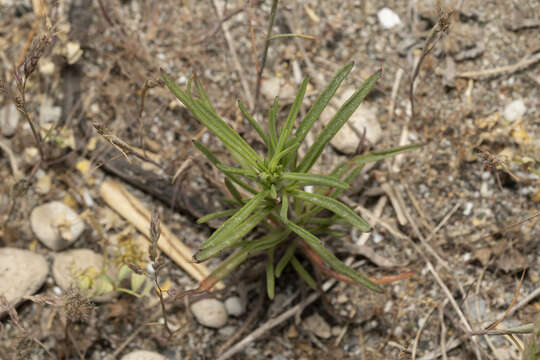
161;63;420;298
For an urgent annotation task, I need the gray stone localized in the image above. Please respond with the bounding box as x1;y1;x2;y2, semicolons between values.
303;313;332;339
191;298;228;329
0;248;48;315
224;296;245;317
30;201;85;251
322;88;382;154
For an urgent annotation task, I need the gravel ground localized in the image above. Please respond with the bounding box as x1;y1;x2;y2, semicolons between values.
1;1;539;359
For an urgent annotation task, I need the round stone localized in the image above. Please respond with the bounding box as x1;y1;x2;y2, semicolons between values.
30;201;85;251
0;248;48;316
191;298;228;329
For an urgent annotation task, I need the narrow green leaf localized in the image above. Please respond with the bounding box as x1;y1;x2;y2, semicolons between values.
196;208;272;261
244;231;289;253
292;190;370;232
193;141;258;194
290;256;317;289
294;63;353;148
275;238;298;277
161;71;262;170
192;99;261;169
225;178;244;204
282;172;349;190
288;223;380;292
351;143;423;165
286;221;322;246
216;164;257;177
270;184;277;199
196;78;216;112
238;100;269;146
280;193;289;224
200;190;268;250
206;248;249;284
298;70;381;173
197;209;238;224
266;248;275;299
276;77;308;154
193;140;220;164
268;142;298;171
268;97;279;155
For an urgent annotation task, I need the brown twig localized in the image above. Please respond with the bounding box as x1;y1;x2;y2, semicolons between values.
456;51;540;79
484;269;527;331
212;0;254;109
252;0;279;113
412;305;437;360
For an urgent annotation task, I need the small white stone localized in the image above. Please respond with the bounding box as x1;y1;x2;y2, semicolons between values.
39;58;55;75
463;202;474;216
304;185;314;193
372;232;383;244
121;350;167;360
0;248;48;316
503;99;526;123
52;286;62;296
34;172;52;195
0;103;20;137
65;41;83;64
24;147;40;165
224;296;245;317
303;313;331;339
378;8;401;29
191;298;228;328
30;201;85;251
39;98;62;124
261;77;296;102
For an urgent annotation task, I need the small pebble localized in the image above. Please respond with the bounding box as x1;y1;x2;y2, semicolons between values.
0;248;48;316
0;103;20;137
218;325;236;337
121;350;167;360
224;296;245;317
191;298;228;328
378;8;401;29
30;201;85;251
303;313;331;339
463;201;474;216
372;232;383;244
503;99;526;123
39;98;62;124
34;172;52;195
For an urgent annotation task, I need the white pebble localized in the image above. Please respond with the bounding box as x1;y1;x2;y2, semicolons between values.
191;298;228;328
372;232;383;244
30;201;85;251
503;99;526;122
463;201;474;216
377;8;401;29
224;296;245;317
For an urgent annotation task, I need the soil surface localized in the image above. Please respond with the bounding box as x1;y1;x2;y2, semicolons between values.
1;1;539;359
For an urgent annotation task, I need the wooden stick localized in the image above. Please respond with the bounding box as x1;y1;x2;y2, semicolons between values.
99;180;223;289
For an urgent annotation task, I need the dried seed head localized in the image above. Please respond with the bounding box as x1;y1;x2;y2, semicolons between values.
62;287;94;323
